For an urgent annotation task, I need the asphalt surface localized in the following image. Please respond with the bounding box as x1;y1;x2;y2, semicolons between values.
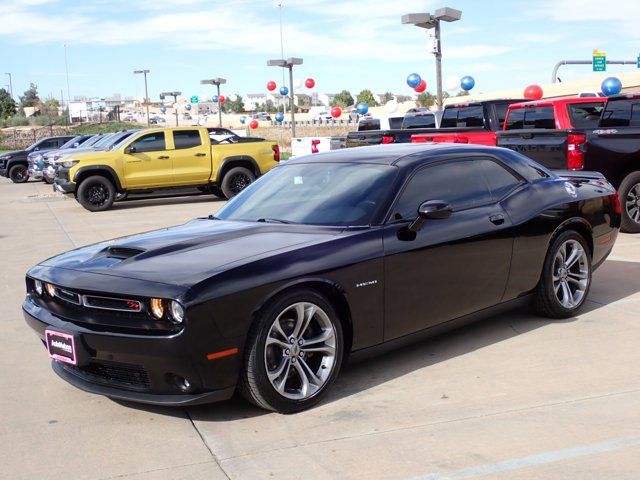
1;179;639;480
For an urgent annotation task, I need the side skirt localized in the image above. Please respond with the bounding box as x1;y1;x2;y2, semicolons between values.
347;295;532;365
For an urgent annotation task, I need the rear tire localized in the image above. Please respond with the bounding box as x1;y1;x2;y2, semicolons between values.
533;230;592;319
9;164;29;183
239;289;344;413
77;175;115;211
221;167;255;199
619;171;640;233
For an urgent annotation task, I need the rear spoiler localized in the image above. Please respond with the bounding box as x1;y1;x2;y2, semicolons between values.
556;170;605;181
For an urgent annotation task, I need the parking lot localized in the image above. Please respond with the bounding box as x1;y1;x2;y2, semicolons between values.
1;179;640;480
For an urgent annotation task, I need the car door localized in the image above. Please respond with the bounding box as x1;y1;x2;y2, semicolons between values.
122;131;174;188
383;157;521;341
170;129;212;184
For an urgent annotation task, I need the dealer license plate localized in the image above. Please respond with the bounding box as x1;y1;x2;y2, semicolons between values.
45;330;77;365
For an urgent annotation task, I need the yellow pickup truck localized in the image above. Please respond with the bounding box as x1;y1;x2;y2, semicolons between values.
53;127;280;211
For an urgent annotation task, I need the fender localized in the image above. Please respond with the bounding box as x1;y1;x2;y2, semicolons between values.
216;155;260;182
73;165;124;191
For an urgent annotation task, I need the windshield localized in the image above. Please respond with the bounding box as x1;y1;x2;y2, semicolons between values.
91;134;115;149
216;162;397;226
60;136;83;149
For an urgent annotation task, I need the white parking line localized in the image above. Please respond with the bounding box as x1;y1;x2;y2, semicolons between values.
412;435;640;480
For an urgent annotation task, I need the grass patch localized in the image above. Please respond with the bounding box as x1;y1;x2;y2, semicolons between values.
73;122;145;134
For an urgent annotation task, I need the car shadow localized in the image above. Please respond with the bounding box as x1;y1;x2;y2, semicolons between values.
109;191;225;211
116;259;640;421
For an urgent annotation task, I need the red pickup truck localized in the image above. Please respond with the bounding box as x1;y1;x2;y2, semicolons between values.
410;99;524;146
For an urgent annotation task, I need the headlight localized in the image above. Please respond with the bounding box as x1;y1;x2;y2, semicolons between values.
170;301;185;324
34;280;44;296
45;283;56;297
60;160;79;169
150;298;164;319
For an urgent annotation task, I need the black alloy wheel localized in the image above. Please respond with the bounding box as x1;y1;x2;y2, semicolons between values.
77;175;116;212
221;167;255;199
9;164;29;183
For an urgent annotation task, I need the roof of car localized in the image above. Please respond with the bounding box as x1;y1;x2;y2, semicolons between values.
286;143;495;167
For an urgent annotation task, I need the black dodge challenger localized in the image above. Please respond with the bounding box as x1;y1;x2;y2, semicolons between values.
23;144;620;413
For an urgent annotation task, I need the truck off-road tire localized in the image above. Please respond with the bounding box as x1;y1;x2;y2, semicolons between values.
9;164;29;183
533;230;592;319
619;171;640;233
77;175;116;212
239;289;344;413
220;167;255;199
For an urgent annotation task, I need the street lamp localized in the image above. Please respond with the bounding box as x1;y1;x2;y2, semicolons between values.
200;78;226;127
267;57;303;137
134;69;150;127
160;91;182;127
4;73;12;99
402;7;462;110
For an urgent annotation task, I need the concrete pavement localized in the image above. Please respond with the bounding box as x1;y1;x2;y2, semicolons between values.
1;179;639;480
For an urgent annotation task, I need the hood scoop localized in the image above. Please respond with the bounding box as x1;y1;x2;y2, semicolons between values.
103;246;146;260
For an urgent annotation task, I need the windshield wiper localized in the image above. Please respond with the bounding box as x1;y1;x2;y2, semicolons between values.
256;217;295;224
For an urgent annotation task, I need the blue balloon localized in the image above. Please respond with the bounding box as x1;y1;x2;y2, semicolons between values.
275;112;284;122
460;76;475;91
160;107;166;113
601;77;622;96
185;104;192;111
280;86;289;96
356;102;369;115
406;73;421;88
240;116;246;124
212;95;219;103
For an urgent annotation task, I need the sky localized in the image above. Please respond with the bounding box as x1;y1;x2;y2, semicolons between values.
1;0;640;103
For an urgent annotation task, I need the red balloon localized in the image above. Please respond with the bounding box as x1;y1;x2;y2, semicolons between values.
413;79;427;93
524;84;543;100
218;95;225;104
266;81;276;91
249;119;259;129
331;107;342;118
305;78;315;89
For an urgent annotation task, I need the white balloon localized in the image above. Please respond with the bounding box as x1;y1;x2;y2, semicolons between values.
385;99;399;113
294;78;303;89
229;94;238;102
446;75;461;92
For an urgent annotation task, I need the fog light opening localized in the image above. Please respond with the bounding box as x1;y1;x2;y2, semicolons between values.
172;374;193;393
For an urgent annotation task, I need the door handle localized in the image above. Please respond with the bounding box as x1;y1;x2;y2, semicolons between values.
489;214;505;225
195;153;207;157
157;155;170;159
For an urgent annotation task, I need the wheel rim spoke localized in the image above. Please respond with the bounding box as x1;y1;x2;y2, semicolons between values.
264;301;337;401
552;239;590;309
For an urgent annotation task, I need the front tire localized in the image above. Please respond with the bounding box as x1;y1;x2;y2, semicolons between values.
533;230;592;319
9;164;29;183
77;175;115;211
220;167;255;199
619;171;640;233
240;290;344;413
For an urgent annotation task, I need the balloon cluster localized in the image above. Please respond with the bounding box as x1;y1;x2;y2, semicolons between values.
266;78;315;92
406;73;427;93
601;77;622;96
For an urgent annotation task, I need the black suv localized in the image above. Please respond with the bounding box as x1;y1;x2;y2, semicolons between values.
0;136;74;183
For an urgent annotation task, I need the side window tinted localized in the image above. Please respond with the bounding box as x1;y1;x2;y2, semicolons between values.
494;104;509;128
173;130;202;149
600;101;631;127
479;159;522;200
130;132;166;153
505;107;555;129
440;106;484;128
568;103;604;129
393;161;492;220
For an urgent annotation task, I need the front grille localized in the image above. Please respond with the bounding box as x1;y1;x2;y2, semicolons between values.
57;168;69;181
54;286;81;305
83;294;143;312
62;360;151;392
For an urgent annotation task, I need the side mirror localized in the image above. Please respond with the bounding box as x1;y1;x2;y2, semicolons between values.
408;200;452;232
33;147;40;152
124;145;136;154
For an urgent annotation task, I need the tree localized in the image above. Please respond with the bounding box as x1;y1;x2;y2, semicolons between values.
456;90;470;97
331;90;354;108
380;92;394;104
415;91;436;108
356;89;379;106
41;97;60;116
0;88;17;118
20;83;41;108
225;94;245;113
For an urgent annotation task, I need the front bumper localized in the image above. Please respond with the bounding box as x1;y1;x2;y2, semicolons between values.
0;167;7;177
53;179;75;194
23;295;240;406
28;168;44;180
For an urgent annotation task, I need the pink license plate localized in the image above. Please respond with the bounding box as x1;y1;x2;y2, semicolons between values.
45;330;77;365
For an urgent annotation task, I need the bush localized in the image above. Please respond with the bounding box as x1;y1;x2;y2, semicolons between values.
32;115;68;126
0;116;29;127
74;121;145;134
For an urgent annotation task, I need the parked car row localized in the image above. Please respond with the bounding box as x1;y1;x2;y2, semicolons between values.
344;94;640;233
1;127;281;211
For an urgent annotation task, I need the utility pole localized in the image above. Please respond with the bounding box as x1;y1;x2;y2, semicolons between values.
4;73;12;98
134;69;151;126
160;91;181;127
200;78;226;127
268;58;303;137
63;43;72;123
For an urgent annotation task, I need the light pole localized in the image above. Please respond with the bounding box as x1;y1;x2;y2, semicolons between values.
134;69;150;127
4;73;12;99
63;43;72;123
402;7;462;110
200;78;226;127
160;91;181;127
267;57;303;137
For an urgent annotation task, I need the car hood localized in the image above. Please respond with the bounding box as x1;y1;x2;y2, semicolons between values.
39;219;344;287
54;150;108;164
1;149;24;158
